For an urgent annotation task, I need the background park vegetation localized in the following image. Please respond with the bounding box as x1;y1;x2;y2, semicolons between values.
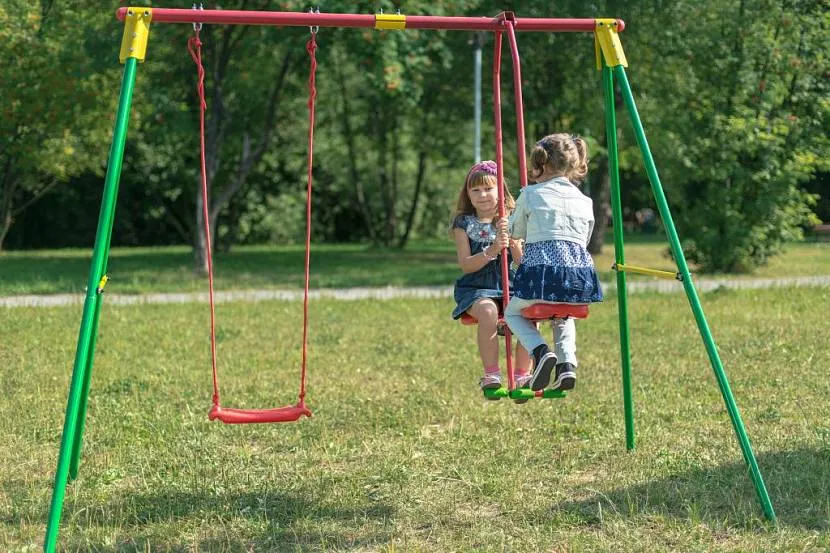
2;3;830;551
1;0;828;274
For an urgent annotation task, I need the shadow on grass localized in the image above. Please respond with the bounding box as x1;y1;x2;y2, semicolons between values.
548;447;829;530
61;489;396;552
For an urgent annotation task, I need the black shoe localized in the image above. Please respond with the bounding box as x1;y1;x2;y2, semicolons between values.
552;363;576;391
529;345;558;391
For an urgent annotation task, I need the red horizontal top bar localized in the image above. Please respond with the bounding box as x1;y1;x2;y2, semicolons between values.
116;8;624;33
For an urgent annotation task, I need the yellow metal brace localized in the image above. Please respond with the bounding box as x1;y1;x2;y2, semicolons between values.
594;18;627;69
119;7;153;64
375;13;406;30
612;263;681;281
96;275;109;294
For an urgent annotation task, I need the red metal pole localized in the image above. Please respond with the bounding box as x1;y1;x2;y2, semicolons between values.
491;28;517;391
116;8;624;33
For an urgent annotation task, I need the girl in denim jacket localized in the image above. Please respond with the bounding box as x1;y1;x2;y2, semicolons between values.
505;134;603;392
450;161;532;392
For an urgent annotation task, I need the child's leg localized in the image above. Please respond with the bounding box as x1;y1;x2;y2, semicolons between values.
551;318;577;366
467;299;500;370
551;317;577;390
513;342;533;389
514;342;531;374
506;298;557;391
504;297;546;352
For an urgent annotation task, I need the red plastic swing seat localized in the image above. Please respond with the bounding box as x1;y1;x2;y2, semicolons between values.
460;303;589;325
209;404;312;424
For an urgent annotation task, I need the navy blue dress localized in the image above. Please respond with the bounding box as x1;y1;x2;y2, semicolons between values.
451;214;515;319
512;240;603;304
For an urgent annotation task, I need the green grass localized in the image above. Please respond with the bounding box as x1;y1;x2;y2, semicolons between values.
2;287;829;551
1;239;829;296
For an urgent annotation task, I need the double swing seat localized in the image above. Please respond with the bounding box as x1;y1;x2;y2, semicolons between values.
459;302;589;327
460;302;589;401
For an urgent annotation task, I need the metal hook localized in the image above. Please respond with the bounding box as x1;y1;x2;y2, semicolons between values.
308;7;319;34
192;3;203;32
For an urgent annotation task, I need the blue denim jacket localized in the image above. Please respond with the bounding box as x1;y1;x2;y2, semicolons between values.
508;177;595;247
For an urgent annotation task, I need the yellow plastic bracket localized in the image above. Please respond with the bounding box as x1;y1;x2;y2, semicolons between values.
119;7;153;64
594;19;627;70
96;275;109;294
375;14;406;30
612;263;681;281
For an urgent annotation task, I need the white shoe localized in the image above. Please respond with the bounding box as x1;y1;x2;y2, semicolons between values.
479;373;502;390
515;373;532;388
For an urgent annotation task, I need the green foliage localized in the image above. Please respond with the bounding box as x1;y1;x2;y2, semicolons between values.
0;2;121;248
631;0;829;272
3;0;828;273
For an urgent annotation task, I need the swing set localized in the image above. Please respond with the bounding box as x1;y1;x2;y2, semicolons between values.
43;7;777;552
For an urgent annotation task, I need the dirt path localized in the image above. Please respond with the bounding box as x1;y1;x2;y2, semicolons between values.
2;276;828;308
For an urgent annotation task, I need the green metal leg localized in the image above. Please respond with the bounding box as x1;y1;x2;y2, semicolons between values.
44;57;138;553
68;294;103;480
613;65;777;523
602;65;635;450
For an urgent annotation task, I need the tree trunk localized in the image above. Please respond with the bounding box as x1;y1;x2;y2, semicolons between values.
398;109;430;249
0;159;17;252
335;58;377;243
0;213;11;252
193;180;213;274
588;152;611;255
190;26;294;273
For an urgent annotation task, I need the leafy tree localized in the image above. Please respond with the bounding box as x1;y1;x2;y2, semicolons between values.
0;1;120;250
629;0;828;272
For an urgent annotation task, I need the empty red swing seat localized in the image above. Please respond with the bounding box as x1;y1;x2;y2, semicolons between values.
209;404;312;424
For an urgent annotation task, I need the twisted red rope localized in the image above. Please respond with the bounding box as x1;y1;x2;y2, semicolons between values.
187;31;221;407
299;31;318;406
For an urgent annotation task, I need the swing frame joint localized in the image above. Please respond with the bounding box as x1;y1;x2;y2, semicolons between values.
119;7;153;64
95;274;109;294
494;11;517;26
594;18;627;69
375;11;406;30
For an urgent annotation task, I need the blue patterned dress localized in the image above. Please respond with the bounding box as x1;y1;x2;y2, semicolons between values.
512;240;603;304
451;214;515;319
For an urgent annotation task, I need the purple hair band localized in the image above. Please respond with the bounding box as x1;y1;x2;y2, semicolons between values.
465;160;498;186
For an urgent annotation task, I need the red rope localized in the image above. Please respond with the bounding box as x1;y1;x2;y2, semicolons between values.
189;29;317;416
188;31;221;407
299;31;318;406
492;28;516;389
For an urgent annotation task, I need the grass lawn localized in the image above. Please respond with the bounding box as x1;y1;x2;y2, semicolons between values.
1;239;829;296
1;287;828;551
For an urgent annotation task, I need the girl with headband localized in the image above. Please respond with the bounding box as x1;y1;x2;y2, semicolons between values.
450;160;532;395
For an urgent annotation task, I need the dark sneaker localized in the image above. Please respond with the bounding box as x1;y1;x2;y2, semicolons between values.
529;345;557;391
551;363;576;391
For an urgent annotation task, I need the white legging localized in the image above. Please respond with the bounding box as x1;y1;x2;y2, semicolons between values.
504;297;578;366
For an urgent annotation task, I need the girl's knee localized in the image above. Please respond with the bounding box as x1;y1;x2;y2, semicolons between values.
470;299;499;321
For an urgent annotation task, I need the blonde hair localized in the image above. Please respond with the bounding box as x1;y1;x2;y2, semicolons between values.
450;167;515;232
528;133;589;184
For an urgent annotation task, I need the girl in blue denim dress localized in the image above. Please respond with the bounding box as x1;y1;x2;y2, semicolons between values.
451;160;532;391
505;134;603;393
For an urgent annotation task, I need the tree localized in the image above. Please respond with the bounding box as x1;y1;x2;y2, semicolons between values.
0;1;119;250
629;0;828;272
